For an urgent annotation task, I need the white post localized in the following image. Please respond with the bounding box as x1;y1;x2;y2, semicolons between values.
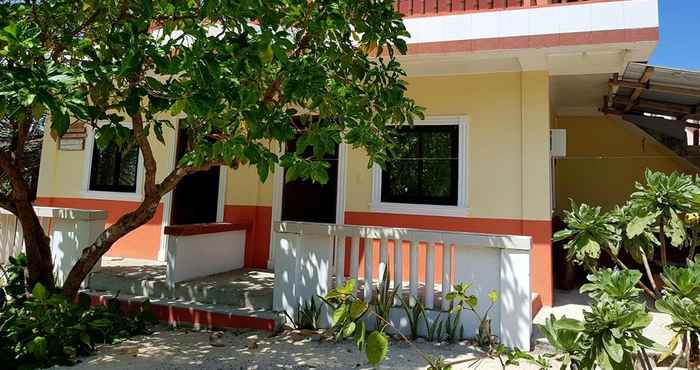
335;237;345;287
442;243;453;311
424;242;435;309
393;239;403;290
350;236;360;292
364;238;374;302
409;240;418;305
379;238;388;283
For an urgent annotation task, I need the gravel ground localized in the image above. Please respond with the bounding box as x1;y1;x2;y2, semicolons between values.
54;326;551;370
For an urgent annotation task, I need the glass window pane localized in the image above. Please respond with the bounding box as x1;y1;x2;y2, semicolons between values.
421;159;455;198
89;138;139;193
381;124;459;206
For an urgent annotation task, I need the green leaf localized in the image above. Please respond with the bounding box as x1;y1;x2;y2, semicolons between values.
554;317;584;332
342;321;356;338
32;282;48;300
488;290;498;303
365;331;388;366
602;335;624;363
332;303;349;325
350;300;368;320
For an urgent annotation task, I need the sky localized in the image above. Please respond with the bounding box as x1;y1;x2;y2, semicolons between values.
648;0;700;70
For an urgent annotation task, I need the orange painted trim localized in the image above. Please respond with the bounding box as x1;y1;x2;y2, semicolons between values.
223;205;272;269
35;197;164;260
89;294;277;331
344;211;553;306
406;27;659;55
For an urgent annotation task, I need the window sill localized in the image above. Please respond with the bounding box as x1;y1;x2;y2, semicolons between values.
368;202;470;218
80;190;144;202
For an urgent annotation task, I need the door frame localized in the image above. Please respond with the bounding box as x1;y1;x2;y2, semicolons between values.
268;143;347;269
157;123;227;261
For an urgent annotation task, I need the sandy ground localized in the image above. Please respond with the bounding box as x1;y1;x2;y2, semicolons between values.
55;327;551;370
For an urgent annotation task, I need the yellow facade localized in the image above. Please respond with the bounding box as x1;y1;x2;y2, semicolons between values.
346;71;551;221
37;121;176;201
553;115;697;214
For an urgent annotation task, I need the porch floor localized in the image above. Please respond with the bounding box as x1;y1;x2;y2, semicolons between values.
90;257;275;310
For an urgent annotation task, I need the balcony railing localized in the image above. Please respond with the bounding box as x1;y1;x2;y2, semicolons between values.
397;0;592;17
271;221;532;349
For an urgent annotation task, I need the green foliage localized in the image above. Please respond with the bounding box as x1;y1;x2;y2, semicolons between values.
0;253;29;306
445;282;497;347
610;204;659;265
322;279;386;365
398;294;424;340
1;0;424;184
654;257;700;361
0;281;156;369
373;268;397;330
494;345;552;370
286;297;322;330
554;201;620;270
579;268;642;303
537;269;660;370
631;169;699;248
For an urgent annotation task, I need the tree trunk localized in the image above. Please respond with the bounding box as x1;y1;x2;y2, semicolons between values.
640;249;659;297
690;331;699;370
14;200;55;290
61;196;160;299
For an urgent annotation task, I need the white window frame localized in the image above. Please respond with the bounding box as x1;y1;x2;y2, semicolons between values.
370;115;469;217
81;122;145;202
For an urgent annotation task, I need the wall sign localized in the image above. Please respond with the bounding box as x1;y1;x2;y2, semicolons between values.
58;122;87;151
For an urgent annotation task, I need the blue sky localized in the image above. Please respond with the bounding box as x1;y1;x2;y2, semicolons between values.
648;0;700;70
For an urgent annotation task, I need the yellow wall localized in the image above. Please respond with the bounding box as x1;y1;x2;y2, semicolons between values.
554;115;697;214
37;118;177;201
346;71;552;221
37;72;554;222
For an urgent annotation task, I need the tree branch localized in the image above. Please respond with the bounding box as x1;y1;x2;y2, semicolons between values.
130;109;158;195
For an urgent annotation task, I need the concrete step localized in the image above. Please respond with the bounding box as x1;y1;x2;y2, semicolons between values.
87;267;274;310
84;290;285;332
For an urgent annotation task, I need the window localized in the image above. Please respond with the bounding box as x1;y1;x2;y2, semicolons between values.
88;140;140;193
371;116;468;217
382;125;458;205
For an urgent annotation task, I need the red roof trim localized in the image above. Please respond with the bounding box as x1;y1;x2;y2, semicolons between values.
405;27;659;55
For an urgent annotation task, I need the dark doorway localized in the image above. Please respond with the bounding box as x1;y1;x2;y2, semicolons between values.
281;139;339;224
170;128;220;225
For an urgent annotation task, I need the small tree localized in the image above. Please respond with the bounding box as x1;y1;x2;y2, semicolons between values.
0;0;423;298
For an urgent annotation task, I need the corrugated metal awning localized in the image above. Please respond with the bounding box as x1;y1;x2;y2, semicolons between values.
604;63;700;121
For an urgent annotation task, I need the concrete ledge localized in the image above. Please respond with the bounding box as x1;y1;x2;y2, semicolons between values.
164;222;250;236
0;206;107;221
84;290;284;332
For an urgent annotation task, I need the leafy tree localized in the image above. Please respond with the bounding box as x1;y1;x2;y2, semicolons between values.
539;269;661;370
0;0;423;297
630;169;698;266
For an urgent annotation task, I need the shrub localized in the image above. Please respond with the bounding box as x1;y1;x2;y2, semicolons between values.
0;255;156;369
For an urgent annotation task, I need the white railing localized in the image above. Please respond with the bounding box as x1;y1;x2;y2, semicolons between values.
0;211;52;265
272;221;532;350
0;207;107;285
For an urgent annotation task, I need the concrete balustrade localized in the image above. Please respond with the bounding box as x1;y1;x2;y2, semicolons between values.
272;221;532;350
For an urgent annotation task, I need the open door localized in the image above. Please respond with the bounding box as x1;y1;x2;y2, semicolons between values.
280;139;339;224
170;128;220;225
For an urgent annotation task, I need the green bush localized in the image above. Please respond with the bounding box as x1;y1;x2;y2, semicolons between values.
0;255;157;369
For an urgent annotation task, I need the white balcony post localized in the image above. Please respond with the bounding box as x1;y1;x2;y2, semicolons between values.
350;236;360;293
379;238;388;283
364;238;374;302
335;236;345;287
409;240;418;305
442;243;453;311
424;242;435;309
